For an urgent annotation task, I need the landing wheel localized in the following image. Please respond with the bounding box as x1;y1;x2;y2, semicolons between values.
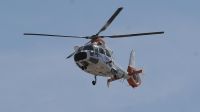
92;81;96;85
92;76;97;86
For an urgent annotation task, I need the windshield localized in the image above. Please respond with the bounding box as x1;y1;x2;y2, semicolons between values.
83;45;94;50
77;47;83;52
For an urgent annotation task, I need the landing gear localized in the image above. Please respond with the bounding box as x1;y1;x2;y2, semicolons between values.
92;76;97;85
92;81;96;85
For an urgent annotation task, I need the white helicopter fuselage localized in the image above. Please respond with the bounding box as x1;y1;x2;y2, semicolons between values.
74;44;128;80
24;7;163;88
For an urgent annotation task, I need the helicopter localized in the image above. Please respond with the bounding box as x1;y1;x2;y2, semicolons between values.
24;7;164;88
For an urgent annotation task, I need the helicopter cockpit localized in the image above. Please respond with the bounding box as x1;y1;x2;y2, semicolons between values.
77;44;111;55
74;44;112;62
74;43;114;73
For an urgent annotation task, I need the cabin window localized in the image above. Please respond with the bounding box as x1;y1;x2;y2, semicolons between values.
99;48;105;54
105;49;111;57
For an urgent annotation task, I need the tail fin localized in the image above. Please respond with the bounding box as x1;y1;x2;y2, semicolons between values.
127;50;143;88
129;50;135;67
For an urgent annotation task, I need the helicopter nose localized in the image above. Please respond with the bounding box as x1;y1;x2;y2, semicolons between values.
74;52;87;61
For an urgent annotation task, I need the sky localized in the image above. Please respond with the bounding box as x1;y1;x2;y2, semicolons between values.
0;0;200;112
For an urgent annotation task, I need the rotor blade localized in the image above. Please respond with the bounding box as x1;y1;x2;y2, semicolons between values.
24;33;89;38
96;7;123;35
103;31;164;38
66;52;76;59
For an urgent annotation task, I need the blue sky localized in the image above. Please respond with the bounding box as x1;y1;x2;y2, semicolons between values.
0;0;200;112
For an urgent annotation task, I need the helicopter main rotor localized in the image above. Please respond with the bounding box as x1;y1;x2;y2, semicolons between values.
24;7;164;39
95;7;123;36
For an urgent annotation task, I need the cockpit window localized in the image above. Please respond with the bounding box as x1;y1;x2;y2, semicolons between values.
77;47;83;52
99;48;105;54
83;45;94;50
94;47;98;53
105;49;111;57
